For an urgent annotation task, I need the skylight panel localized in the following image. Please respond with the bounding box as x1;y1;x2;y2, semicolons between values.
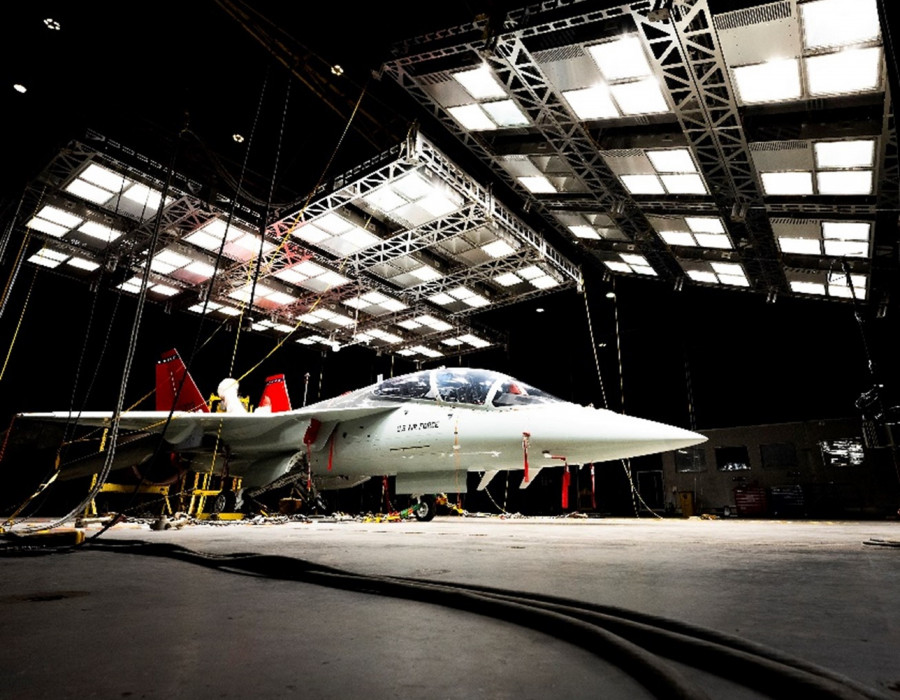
588;36;652;80
66;257;100;271
494;272;523;286
816;171;873;195
65;179;113;205
814;140;875;168
790;280;827;295
824;240;868;257
805;47;882;97
610;79;669;115
778;238;821;255
79;221;123;242
26;217;69;237
481;240;516;258
80;164;127;192
37;205;82;228
518;176;557;193
732;59;802;104
693;234;731;249
682;218;718;235
647;149;697;173
429;292;456;306
660;231;696;247
621;175;665;195
451;65;507;100
822;221;870;240
687;270;718;284
448;104;496;131
183;261;216;279
411;264;442;282
800;0;880;50
362;186;407;213
569;225;601;240
481;100;529;127
660;174;707;195
760;172;814;195
562;86;619;120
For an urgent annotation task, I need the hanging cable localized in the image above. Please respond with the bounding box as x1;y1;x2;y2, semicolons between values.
581;275;609;410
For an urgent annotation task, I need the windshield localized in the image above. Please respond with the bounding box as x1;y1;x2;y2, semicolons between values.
372;368;561;407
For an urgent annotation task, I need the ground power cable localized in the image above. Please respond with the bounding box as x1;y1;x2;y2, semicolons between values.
54;538;892;700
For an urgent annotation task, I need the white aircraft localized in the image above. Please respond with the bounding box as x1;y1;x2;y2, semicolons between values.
16;349;706;520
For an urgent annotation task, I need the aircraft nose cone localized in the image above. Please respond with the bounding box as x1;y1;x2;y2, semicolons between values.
526;405;706;464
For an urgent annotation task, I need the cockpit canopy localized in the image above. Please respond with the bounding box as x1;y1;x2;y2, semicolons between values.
372;367;560;408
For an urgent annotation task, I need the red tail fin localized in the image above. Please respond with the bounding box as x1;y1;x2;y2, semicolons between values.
156;349;210;412
258;374;291;413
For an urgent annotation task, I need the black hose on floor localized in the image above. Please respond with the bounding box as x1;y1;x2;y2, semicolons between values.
78;539;890;700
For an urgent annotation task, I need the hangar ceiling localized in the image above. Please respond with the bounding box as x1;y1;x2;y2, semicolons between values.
381;0;897;310
7;0;899;365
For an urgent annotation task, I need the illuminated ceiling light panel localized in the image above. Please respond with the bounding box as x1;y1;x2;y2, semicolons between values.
481;240;516;258
517;265;544;280
26;217;69;237
80;163;128;192
760;172;814;195
297;334;327;346
814;140;875;169
463;294;490;308
711;262;750;287
588;36;652;81
183;261;216;279
529;274;559;290
800;0;880;50
429;292;456;305
816;171;873;196
410;345;443;358
481;100;530;128
122;183;165;212
518;175;557;193
452;65;508;100
188;301;222;314
779;237;821;255
150;284;179;297
609;79;669;115
414;315;453;331
28;250;66;268
494;272;524;286
686;270;717;284
448;286;475;301
186;218;268;261
218;306;242;317
569;225;601;240
229;283;277;304
457;334;490;348
397;319;422;330
266;291;297;306
362;186;407;213
66;257;100;272
621;175;665;195
410;264;442;282
154;249;192;270
78;221;124;243
790;280;827;296
33;205;83;230
805;47;882;97
659;174;707;195
685;217;725;234
448;104;498;131
368;329;403;343
827;271;867;299
562;85;619;120
605;254;657;276
273;323;294;334
316;270;350;288
823;221;870;241
65;179;114;205
659;230;696;247
441;338;464;346
732;59;802;104
647;149;697;173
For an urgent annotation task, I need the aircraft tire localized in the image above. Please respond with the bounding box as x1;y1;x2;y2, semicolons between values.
414;495;436;522
213;489;237;514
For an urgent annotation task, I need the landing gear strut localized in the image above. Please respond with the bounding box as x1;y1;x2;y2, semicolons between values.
414;494;437;522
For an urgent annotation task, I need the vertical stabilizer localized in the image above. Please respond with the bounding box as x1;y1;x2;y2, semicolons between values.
156;349;210;413
256;374;291;413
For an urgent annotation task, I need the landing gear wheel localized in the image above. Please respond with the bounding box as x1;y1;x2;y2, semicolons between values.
414;495;436;522
213;489;237;514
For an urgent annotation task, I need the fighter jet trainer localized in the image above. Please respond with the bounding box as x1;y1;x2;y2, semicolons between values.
16;349;706;519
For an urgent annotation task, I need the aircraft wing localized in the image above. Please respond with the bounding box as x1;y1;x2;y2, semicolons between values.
17;404;398;449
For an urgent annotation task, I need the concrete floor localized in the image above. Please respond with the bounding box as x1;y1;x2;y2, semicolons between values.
1;515;898;699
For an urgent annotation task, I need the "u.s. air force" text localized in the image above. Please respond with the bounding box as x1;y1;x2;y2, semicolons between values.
397;421;440;432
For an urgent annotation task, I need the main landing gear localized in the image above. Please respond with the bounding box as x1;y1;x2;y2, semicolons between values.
413;494;437;522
